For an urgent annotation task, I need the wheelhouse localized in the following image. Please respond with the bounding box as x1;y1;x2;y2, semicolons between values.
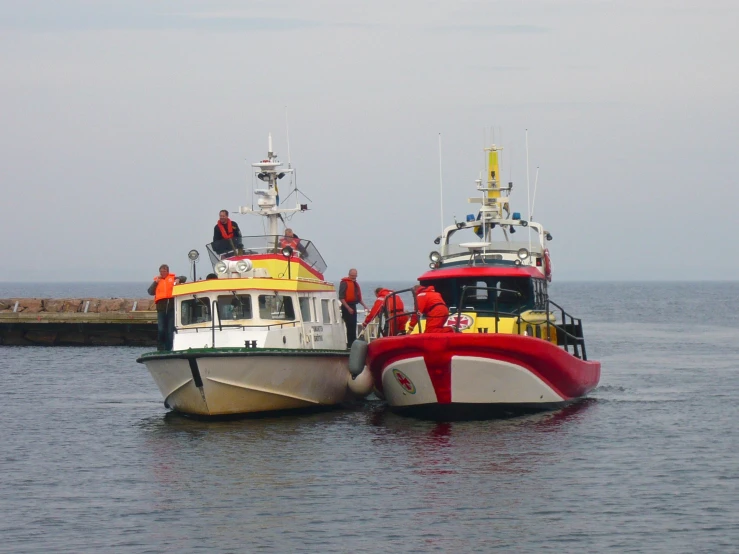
418;266;548;316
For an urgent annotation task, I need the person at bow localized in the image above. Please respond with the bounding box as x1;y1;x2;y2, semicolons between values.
362;287;409;336
409;284;454;334
147;264;187;351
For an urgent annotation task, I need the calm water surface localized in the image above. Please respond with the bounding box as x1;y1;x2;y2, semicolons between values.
1;282;738;552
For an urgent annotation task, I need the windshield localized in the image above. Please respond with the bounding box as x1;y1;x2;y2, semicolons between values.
206;235;327;274
421;276;536;315
442;226;544;259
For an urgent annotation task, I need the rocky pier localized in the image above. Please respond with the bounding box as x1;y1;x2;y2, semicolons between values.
0;298;157;346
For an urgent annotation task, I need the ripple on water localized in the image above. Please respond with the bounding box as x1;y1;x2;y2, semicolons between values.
2;282;739;552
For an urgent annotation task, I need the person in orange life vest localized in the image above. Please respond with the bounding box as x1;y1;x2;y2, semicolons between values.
339;268;369;347
212;209;243;255
279;228;306;255
409;284;454;334
362;287;409;336
147;264;187;351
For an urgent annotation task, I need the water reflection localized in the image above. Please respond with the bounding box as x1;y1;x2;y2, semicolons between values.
365;399;597;476
136;397;598;541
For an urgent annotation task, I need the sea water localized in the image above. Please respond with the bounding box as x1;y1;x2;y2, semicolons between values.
0;281;737;552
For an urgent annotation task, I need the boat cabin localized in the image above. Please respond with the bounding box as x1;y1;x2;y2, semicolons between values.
418;266;548;316
408;262;555;338
171;234;345;350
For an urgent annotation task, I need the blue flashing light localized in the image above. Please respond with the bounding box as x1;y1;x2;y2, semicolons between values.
466;214;475;222
512;212;521;220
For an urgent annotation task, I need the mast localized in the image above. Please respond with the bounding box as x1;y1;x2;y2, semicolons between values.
238;133;301;235
476;144;509;240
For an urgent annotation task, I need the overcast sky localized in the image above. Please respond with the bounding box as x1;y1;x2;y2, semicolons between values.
1;0;736;282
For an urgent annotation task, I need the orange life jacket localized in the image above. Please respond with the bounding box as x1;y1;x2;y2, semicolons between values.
341;278;361;303
154;274;178;303
279;236;300;250
364;288;404;323
364;288;408;334
217;219;235;239
409;286;450;332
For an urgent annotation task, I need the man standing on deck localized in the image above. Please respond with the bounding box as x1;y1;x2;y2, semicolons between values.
409;284;454;334
148;264;186;351
213;209;243;255
362;287;409;336
339;268;368;348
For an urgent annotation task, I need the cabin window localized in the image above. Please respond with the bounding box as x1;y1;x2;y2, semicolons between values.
258;294;296;321
180;297;212;325
299;297;313;322
321;299;332;323
489;279;530;313
533;279;547;310
474;281;488;301
217;294;252;321
426;276;531;315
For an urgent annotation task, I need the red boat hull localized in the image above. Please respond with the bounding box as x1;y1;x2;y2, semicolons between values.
366;333;600;418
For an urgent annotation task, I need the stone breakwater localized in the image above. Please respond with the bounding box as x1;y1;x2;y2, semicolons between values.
0;298;157;346
0;298;156;314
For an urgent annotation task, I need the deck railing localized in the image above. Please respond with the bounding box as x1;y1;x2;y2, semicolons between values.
364;286;590;360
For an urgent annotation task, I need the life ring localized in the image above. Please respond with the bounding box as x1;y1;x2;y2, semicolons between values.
544;248;552;282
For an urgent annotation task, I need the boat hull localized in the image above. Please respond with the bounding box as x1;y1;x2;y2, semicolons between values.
367;333;600;419
138;348;373;416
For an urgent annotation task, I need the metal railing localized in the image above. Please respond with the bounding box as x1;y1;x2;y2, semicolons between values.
207;301;301;348
456;285;524;334
544;299;588;360
366;286;590;360
375;288;416;337
205;235;327;274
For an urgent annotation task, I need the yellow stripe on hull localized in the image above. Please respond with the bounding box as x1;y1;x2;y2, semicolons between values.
410;311;558;345
174;277;334;297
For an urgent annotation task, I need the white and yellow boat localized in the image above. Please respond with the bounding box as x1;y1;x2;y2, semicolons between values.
137;136;373;416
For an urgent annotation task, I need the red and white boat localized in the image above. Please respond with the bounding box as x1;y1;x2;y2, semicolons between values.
357;143;600;419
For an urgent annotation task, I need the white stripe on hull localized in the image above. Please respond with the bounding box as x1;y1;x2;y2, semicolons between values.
380;355;564;408
381;357;438;407
144;355;371;416
451;356;563;403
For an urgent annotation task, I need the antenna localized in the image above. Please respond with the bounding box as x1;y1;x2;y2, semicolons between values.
525;130;532;255
525;129;531;221
438;133;444;233
531;166;540;220
285;105;298;210
285;105;292;168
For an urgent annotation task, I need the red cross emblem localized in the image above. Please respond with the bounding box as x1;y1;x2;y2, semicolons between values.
445;314;473;330
392;368;416;394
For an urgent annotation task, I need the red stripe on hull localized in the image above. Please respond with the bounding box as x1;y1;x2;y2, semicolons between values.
367;334;600;402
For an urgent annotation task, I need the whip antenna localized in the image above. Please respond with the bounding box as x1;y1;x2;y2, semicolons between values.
525;129;531;221
285;105;292;169
531;166;540;220
438;133;444;234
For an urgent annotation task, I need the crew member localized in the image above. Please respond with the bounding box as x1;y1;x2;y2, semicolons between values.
362;287;409;336
213;209;243;255
339;268;368;347
147;264;186;351
408;284;454;334
279;228;305;255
